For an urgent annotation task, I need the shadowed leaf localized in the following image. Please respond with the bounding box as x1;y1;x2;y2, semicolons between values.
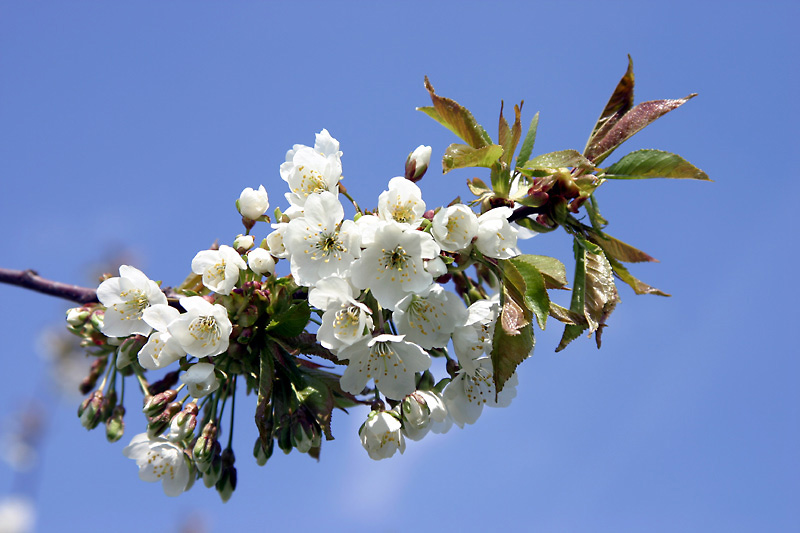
491;302;534;397
499;101;522;166
443;143;504;174
607;256;670;296
587;95;697;164
503;256;550;329
255;347;275;449
589;230;658;263
515;112;539;170
604;149;710;180
583;249;619;333
420;77;492;148
585;55;635;155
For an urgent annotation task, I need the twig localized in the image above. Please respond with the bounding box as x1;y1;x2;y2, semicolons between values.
0;268;98;304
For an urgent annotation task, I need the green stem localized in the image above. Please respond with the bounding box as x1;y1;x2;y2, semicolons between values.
227;376;237;450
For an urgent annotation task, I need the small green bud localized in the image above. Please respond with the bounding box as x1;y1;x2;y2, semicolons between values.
79;391;104;430
253;437;274;466
105;405;126;443
142;390;178;417
147;401;181;438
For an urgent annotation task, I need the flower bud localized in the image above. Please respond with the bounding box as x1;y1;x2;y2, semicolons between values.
116;334;146;370
193;421;219;473
143;389;178;417
147;401;181;438
105;405;126;443
253;436;274;466
168;403;198;443
247;247;276;277
202;453;223;488
66;307;89;326
79;357;107;395
292;418;321;454
215;448;237;502
237;185;270;220
405;145;432;182
233;234;255;253
79;391;104;430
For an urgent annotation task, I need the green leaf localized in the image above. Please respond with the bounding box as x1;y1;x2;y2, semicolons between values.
556;240;619;351
255;347;275;450
491;303;534;397
589;229;657;263
586;94;698;165
498;101;522;167
503;256;550;330
442;143;504;174
603;149;710;181
509;254;567;290
523;150;595;171
515;112;539;171
557;240;588;352
266;301;311;338
420;77;492;148
607;255;670;296
585;55;635;156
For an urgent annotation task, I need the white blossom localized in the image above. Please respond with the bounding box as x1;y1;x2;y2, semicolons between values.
180;362;220;399
191;245;247;296
317;300;373;353
377;176;426;228
138;304;185;370
280;129;342;212
359;409;405;460
266;222;290;259
97;265;168;338
425;256;448;278
401;390;449;441
233;234;255;252
393;283;467;349
475;206;520;259
247;247;275;276
350;223;440;310
122;433;191;497
284;192;361;286
168;296;232;358
339;334;431;401
431;203;480;252
307;276;356;312
237;185;270;220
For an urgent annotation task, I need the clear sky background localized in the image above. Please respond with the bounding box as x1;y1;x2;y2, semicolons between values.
0;1;797;532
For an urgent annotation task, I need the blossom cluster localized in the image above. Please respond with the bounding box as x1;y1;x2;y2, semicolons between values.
66;129;530;499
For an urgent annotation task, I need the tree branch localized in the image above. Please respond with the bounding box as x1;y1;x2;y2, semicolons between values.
0;268;99;305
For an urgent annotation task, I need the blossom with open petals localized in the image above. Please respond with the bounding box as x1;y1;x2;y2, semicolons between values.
138;304;185;370
122;433;191;497
180;362;220;399
401;390;450;441
284;192;361;286
377;176;426;228
97;265;167;338
359;409;405;460
475;206;519;259
431;204;479;252
168;296;232;358
349;223;439;310
393;283;467;349
191;245;246;296
280;129;342;212
339;334;430;401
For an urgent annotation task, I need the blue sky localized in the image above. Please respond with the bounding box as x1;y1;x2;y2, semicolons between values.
0;1;797;531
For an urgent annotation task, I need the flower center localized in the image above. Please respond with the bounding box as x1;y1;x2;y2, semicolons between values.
381;245;409;271
333;305;363;338
189;315;221;348
296;165;327;197
390;200;417;224
121;289;149;320
314;233;345;261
